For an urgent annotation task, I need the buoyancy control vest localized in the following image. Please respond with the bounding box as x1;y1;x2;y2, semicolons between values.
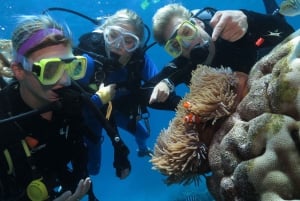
0;82;90;201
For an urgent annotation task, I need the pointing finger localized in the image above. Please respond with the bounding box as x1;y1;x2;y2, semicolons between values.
211;16;226;41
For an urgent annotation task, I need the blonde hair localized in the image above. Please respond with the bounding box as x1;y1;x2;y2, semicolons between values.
12;15;72;59
99;9;145;44
152;4;191;45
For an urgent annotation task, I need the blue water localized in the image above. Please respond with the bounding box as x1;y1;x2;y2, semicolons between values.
1;0;299;201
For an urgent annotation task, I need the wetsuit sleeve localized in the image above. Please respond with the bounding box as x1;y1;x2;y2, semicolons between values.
148;93;182;111
140;56;189;111
241;9;295;47
143;56;191;87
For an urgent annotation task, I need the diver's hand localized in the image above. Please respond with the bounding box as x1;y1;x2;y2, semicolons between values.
210;10;248;42
149;82;170;104
149;80;172;104
96;83;117;104
113;141;131;179
53;177;91;201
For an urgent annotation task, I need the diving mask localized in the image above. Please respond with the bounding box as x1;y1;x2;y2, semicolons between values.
103;26;140;53
164;20;199;58
31;56;87;85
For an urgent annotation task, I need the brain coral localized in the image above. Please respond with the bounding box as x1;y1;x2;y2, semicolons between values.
238;29;300;120
207;28;300;201
208;113;300;201
151;29;300;201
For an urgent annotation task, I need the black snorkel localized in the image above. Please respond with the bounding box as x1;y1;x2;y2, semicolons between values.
189;7;217;65
42;7;102;25
189;40;210;65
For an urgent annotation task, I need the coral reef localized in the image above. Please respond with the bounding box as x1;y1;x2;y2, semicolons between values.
238;29;300;121
207;29;300;201
208;113;300;201
0;39;13;78
151;29;300;200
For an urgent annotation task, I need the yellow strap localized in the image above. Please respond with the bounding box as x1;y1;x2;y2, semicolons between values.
21;139;31;157
106;101;113;120
2;140;32;175
3;149;13;175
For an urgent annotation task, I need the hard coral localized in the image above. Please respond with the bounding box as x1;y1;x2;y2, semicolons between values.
0;39;13;78
238;29;300;121
208;113;300;201
208;29;300;201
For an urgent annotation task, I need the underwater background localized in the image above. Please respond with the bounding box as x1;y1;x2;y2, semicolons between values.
0;0;299;201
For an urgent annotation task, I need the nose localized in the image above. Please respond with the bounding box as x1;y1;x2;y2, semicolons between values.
113;38;123;49
57;71;71;86
181;39;192;48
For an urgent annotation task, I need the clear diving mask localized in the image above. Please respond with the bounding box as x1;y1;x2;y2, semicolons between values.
103;26;140;53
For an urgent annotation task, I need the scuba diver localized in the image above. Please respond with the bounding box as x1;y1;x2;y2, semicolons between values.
143;1;295;110
73;9;159;177
0;15;98;201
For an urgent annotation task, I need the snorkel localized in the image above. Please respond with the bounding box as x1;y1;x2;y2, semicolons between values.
189;40;210;65
189;7;216;65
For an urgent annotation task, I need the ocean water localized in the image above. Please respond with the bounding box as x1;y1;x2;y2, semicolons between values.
0;0;299;201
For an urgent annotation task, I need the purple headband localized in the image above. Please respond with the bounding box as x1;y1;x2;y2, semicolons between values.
17;28;63;55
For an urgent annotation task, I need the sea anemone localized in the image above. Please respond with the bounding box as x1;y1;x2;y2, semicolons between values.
151;65;245;185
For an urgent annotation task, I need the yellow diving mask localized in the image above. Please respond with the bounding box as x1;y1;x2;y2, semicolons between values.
164;20;199;58
32;56;87;85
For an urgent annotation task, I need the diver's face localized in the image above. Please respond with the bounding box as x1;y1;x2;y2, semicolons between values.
104;24;140;65
18;44;73;105
164;17;212;58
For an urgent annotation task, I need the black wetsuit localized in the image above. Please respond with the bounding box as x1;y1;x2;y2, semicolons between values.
142;9;295;111
0;82;91;201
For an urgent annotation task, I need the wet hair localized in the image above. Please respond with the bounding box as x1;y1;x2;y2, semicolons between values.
97;9;145;45
11;15;72;60
152;3;191;45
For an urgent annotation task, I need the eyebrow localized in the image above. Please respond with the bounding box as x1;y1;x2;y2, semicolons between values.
169;29;178;41
167;22;182;41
